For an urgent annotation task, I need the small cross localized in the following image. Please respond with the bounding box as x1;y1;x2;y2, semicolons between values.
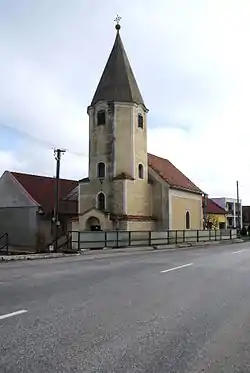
114;14;121;25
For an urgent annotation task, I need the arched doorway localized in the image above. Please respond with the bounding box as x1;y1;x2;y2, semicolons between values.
86;216;102;231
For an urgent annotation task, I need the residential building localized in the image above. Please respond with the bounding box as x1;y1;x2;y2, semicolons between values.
211;197;242;229
78;22;204;231
242;206;250;227
203;197;227;229
0;171;77;248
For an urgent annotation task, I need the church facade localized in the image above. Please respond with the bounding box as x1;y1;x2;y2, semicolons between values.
78;23;204;232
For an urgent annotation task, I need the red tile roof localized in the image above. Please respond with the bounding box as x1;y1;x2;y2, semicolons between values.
10;172;78;213
203;197;227;215
148;153;203;194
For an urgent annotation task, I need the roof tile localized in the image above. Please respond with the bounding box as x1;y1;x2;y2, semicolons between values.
11;172;78;213
148;153;202;194
203;197;227;214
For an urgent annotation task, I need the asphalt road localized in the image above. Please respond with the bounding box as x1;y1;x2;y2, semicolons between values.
1;243;250;372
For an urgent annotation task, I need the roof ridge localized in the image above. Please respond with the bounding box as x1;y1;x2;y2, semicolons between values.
209;198;223;208
148;153;203;194
9;171;78;214
148;153;201;189
207;198;227;212
10;171;77;183
204;197;227;214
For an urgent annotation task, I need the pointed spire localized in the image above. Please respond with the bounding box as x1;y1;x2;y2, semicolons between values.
91;19;146;109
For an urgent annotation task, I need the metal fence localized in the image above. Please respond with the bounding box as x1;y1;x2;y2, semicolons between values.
0;233;9;255
69;229;237;250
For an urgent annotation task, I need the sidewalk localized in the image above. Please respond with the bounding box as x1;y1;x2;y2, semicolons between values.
0;238;244;262
0;252;80;262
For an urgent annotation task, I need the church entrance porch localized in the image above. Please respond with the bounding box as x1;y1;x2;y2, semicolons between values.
86;216;101;231
79;208;113;231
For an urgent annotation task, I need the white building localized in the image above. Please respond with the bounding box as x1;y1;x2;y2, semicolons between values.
211;197;242;229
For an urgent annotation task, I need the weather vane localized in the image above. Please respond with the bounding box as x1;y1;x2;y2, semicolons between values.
114;14;121;30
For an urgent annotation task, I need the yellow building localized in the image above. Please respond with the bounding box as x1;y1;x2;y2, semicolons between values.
78;22;204;231
204;197;227;229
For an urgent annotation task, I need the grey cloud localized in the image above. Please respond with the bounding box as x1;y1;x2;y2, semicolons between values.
1;0;250;201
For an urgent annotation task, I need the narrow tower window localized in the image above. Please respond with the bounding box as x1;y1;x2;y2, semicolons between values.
138;164;144;179
97;110;106;125
138;114;143;129
97;192;105;210
186;211;190;229
97;162;105;178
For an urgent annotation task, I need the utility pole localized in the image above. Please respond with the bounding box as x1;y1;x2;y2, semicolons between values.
236;180;241;234
53;149;65;252
203;193;208;229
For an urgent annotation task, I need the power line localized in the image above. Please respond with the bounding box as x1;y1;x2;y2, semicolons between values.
0;123;87;157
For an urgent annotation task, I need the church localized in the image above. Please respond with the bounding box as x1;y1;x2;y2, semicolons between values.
78;21;204;232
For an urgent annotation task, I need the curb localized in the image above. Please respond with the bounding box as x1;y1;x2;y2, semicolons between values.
0;252;80;262
80;239;243;256
0;239;244;262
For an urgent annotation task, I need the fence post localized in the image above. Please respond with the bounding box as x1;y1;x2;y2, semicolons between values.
230;229;232;240
175;230;178;244
105;231;107;247
67;232;71;251
78;231;80;252
183;230;185;243
197;230;199;242
149;231;152;246
6;233;9;255
209;229;211;241
128;231;131;246
215;230;217;241
116;231;119;248
220;229;222;240
167;230;170;245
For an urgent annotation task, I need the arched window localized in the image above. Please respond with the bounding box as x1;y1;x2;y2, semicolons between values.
97;110;106;125
138;114;143;129
97;192;105;210
97;162;105;178
138;164;144;179
186;211;190;229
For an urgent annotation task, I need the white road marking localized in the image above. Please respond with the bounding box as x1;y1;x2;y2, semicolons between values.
232;249;246;255
0;309;27;321
161;263;193;273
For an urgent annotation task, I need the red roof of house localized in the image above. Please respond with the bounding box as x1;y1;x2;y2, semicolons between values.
203;197;226;214
10;172;78;213
148;153;203;194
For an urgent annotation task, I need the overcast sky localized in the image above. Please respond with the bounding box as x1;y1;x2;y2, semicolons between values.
0;0;250;202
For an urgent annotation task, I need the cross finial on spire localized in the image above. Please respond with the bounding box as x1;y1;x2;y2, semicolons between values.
114;14;121;31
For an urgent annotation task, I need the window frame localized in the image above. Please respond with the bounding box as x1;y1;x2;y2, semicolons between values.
185;211;190;229
138;114;144;129
96;192;106;210
97;162;106;179
97;110;106;126
138;163;144;179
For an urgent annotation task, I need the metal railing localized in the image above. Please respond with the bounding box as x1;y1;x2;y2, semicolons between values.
46;233;73;253
69;229;237;251
0;233;9;255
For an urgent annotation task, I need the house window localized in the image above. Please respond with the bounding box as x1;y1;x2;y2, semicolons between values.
138;164;144;179
97;162;105;178
186;211;190;229
97;110;106;125
97;192;105;210
138;114;143;129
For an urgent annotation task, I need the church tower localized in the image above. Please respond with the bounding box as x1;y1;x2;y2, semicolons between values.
79;19;153;231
